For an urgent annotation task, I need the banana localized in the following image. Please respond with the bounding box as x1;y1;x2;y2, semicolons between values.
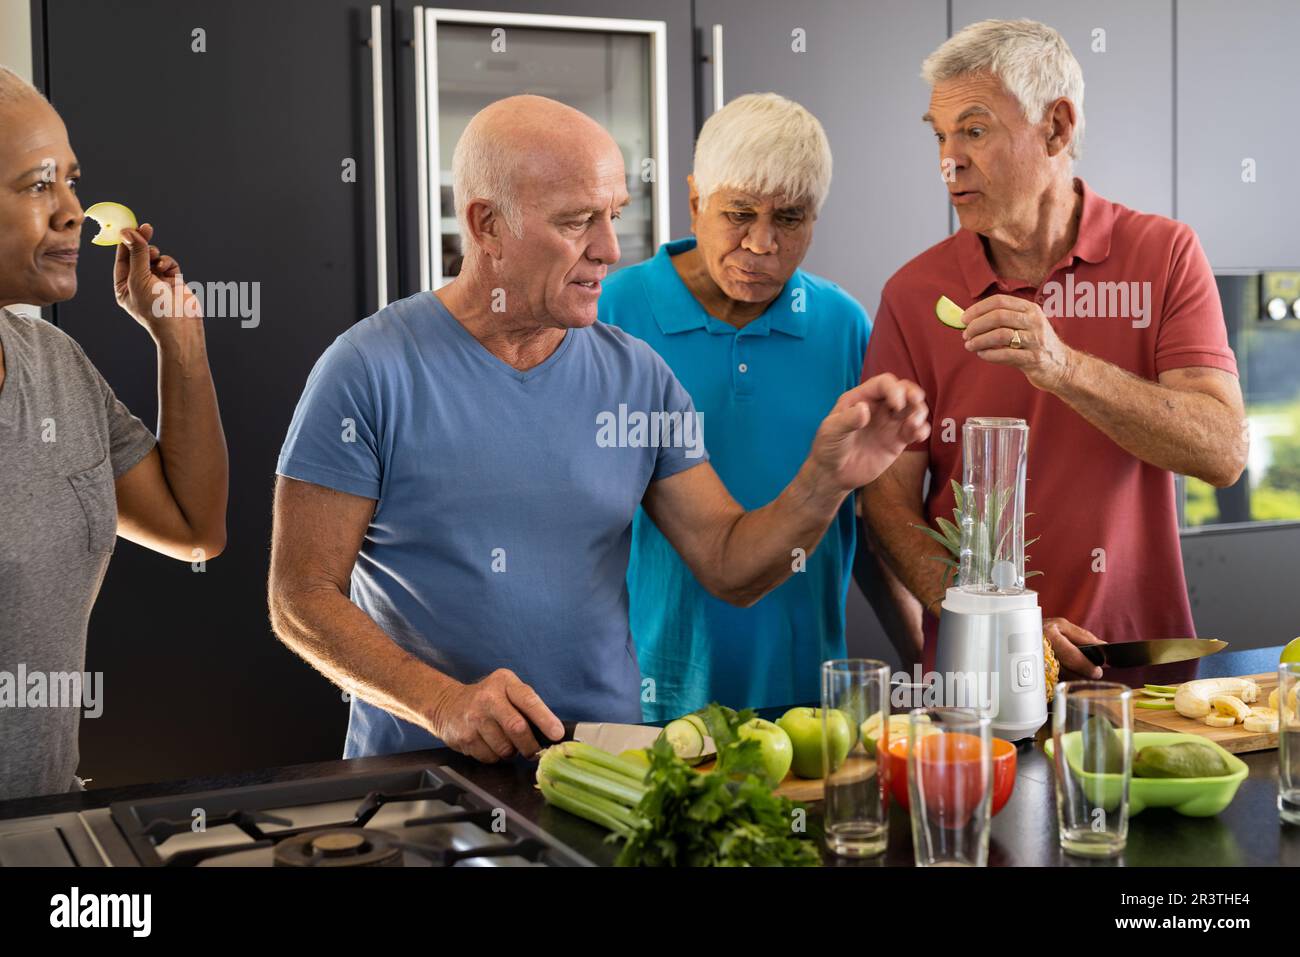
1203;714;1237;728
1209;694;1251;722
1244;708;1279;734
1173;678;1260;719
1268;687;1299;714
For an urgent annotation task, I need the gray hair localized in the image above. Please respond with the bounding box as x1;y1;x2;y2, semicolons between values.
693;92;832;214
451;114;525;244
921;19;1085;160
0;65;46;106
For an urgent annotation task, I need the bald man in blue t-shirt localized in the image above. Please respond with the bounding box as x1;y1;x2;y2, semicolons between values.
270;95;929;765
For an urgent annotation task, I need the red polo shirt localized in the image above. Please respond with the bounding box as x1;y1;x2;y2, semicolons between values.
863;179;1239;686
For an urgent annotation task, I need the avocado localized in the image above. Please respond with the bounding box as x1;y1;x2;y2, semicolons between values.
1133;741;1232;779
1081;715;1125;774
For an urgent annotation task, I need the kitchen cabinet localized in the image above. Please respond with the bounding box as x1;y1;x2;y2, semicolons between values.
1177;0;1300;270
952;0;1174;218
694;0;951;318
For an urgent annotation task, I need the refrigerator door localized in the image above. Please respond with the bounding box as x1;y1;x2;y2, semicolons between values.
410;6;675;288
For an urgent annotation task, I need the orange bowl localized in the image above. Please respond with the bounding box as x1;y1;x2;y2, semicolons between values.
886;734;1016;816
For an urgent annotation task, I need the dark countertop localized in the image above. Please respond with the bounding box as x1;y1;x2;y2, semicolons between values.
2;646;1296;866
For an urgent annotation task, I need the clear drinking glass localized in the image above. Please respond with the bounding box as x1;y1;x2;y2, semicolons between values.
907;707;993;867
1052;681;1133;858
1280;663;1300;824
821;659;891;858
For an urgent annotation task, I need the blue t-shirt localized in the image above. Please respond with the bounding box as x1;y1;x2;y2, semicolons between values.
277;291;705;757
600;237;871;720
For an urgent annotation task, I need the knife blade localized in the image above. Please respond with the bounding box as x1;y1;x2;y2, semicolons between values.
1080;637;1227;669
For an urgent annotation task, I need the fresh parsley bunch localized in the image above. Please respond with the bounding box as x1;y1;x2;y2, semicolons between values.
615;703;821;867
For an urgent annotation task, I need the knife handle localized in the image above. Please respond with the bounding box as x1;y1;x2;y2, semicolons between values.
523;716;575;752
1080;645;1106;666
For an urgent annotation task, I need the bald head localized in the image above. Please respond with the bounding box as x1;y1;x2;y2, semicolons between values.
0;65;46;109
452;95;622;244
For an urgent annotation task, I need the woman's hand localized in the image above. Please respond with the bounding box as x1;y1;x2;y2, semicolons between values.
113;223;203;338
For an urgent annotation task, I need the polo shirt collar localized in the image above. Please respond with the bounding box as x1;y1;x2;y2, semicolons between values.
955;177;1115;299
641;237;808;338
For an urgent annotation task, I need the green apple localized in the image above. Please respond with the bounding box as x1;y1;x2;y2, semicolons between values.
862;713;934;757
83;201;138;247
776;707;852;779
737;718;794;786
1281;637;1300;664
935;294;967;330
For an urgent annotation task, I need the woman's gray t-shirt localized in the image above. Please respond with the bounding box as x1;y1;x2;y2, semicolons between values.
0;307;155;801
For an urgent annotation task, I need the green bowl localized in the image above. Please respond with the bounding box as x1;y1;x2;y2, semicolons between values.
1042;731;1248;817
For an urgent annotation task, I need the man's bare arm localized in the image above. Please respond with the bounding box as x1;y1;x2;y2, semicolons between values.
268;476;562;762
642;459;848;607
642;374;931;607
961;295;1247;488
1052;361;1247;488
860;451;948;615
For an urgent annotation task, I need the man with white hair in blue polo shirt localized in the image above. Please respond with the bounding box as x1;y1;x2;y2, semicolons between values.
601;93;882;720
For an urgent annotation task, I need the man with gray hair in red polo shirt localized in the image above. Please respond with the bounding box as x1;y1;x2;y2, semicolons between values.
862;19;1247;688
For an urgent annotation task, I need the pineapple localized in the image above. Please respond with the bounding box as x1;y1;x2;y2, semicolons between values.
1043;632;1060;702
914;480;1056;701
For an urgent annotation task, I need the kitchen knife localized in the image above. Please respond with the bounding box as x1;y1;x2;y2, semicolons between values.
1079;637;1226;669
522;718;715;759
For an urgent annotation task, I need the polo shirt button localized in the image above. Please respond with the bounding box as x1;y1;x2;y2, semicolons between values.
738;363;748;373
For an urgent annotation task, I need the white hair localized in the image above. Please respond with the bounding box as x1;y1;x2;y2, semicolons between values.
0;65;45;106
451;114;525;244
921;19;1085;161
693;92;832;214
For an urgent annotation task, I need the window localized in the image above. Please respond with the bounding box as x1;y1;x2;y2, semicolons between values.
1181;273;1300;528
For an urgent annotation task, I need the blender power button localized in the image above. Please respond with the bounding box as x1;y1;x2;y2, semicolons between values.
1015;658;1034;690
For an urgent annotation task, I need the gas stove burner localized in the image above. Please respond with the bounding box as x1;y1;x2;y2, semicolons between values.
273;827;404;868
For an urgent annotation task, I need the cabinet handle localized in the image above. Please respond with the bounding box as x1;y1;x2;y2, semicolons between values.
413;6;430;292
369;4;389;310
711;23;724;113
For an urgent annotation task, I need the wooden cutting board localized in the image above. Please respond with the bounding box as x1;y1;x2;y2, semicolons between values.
689;755;880;802
1133;673;1281;753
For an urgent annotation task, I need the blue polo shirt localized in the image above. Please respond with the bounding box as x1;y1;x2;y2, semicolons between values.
600;237;871;720
277;291;705;757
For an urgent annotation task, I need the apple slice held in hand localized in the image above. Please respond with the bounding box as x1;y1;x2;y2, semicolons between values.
83;201;138;247
935;294;967;330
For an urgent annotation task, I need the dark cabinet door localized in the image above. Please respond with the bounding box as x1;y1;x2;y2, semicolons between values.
38;0;396;785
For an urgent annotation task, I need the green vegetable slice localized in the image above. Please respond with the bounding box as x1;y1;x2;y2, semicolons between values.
1134;697;1176;710
662;719;705;763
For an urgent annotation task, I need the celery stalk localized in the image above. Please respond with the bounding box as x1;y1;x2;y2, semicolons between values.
537;773;637;837
552;741;648;783
539;750;646;807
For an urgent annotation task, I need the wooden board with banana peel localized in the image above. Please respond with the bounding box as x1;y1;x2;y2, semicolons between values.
1133;673;1281;753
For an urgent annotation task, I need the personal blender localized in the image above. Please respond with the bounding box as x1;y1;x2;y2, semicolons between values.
932;417;1047;741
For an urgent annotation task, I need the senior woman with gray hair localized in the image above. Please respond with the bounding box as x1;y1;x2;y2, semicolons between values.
600;93;881;721
862;20;1245;689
